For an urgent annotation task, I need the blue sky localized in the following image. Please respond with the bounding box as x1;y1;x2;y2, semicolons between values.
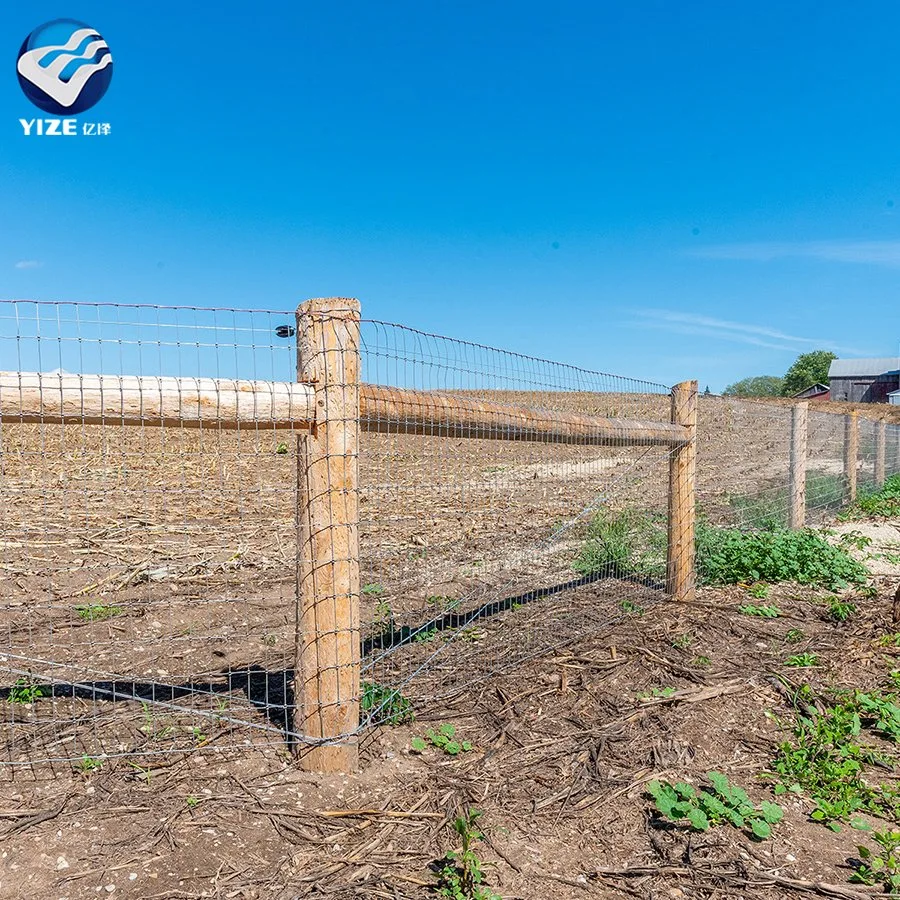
3;2;900;390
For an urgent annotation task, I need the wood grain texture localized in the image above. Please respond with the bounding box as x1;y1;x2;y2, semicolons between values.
844;412;859;504
294;298;361;773
876;419;886;488
789;402;808;529
0;374;688;447
666;381;698;602
0;372;316;429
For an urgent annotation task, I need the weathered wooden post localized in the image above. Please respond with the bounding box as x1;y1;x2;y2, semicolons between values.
875;418;887;488
789;402;808;528
667;381;698;602
843;411;859;505
294;297;361;772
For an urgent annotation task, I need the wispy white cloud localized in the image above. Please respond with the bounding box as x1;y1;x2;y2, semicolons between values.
688;239;900;267
14;260;42;269
631;309;867;355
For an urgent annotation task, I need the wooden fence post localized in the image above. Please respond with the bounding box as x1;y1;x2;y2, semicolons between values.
875;418;886;488
843;411;859;505
294;297;361;773
789;402;808;529
667;381;698;601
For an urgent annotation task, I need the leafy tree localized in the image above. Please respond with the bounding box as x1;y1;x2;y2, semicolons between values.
723;375;784;398
782;351;837;396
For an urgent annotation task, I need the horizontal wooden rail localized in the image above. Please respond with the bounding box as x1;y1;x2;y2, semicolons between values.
0;372;688;447
361;385;688;447
0;372;317;429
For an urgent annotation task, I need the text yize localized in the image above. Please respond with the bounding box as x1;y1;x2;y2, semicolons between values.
19;118;78;136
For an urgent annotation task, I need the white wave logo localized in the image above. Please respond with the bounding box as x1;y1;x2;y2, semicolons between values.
17;27;112;110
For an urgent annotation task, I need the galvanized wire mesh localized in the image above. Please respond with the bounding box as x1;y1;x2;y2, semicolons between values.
357;320;675;720
6;301;892;772
0;300;678;771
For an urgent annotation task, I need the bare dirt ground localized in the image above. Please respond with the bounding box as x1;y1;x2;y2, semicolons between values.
2;565;900;900
0;395;898;898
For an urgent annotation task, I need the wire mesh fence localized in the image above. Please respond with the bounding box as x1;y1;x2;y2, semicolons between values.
1;298;897;775
0;299;683;772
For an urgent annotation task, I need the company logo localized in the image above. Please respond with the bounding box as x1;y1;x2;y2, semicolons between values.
17;19;113;116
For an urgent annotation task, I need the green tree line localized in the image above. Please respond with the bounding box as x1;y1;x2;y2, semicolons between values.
723;350;836;398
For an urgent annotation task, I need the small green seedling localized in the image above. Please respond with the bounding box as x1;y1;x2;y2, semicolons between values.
739;604;781;618
671;633;693;650
747;583;770;600
76;755;104;774
639;686;676;700
275;441;289;455
361;681;413;725
186;796;200;809
785;628;805;644
362;583;385;596
75;604;122;621
620;599;644;616
435;809;501;900
786;652;819;668
647;772;782;839
414;627;439;643
411;723;473;756
8;677;46;704
839;531;873;552
851;829;900;894
827;598;857;622
693;655;711;668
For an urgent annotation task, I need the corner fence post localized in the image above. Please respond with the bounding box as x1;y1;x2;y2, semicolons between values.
294;297;361;773
667;381;698;602
876;418;886;488
843;411;859;505
789;401;808;528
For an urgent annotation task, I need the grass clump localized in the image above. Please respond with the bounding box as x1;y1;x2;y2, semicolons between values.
75;603;123;621
729;471;845;530
573;508;666;580
647;772;783;839
697;524;867;590
846;474;900;519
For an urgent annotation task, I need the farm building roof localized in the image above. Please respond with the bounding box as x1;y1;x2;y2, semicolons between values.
828;357;900;378
791;383;829;398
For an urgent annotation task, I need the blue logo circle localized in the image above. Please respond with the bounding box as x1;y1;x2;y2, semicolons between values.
17;19;113;116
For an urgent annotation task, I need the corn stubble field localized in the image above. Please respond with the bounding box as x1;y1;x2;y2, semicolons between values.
1;394;900;899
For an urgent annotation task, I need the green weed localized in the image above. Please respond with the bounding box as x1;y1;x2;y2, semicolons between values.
785;628;805;644
827;598;857;622
647;773;783;839
362;583;385;596
846;474;900;519
697;524;867;590
361;681;413;725
747;582;769;599
850;829;900;893
573;508;667;580
434;809;501;900
275;441;289;455
76;755;104;773
8;677;46;704
411;723;473;756
739;604;781;618
75;603;123;621
786;652;819;668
